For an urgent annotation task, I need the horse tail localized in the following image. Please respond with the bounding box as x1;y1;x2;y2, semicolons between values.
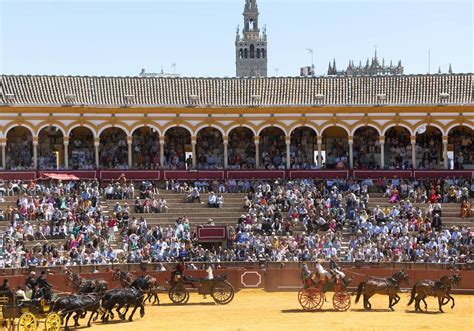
355;282;365;304
407;284;417;306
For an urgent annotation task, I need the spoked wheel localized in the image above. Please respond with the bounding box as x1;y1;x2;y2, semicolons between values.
18;312;37;331
168;286;190;304
333;291;351;311
211;281;235;305
44;313;61;331
298;287;324;311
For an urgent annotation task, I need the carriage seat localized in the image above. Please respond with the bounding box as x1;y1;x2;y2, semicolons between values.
183;274;227;283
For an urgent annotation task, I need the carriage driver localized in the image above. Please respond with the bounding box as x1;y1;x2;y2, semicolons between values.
330;257;346;280
36;271;53;300
25;271;37;291
301;262;312;280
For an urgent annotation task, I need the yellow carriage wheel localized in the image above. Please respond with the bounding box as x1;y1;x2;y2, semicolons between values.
44;313;61;331
18;312;37;331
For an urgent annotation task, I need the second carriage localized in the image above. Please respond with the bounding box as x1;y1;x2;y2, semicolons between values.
168;272;235;305
298;272;352;312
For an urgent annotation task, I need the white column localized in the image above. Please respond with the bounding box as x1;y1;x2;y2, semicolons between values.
285;136;291;169
0;141;6;169
348;136;353;169
63;138;69;169
443;136;449;169
191;137;197;168
379;136;385;169
94;138;100;169
127;137;133;169
317;136;322;167
254;136;260;168
223;137;228;168
33;137;38;169
411;136;417;169
159;137;165;167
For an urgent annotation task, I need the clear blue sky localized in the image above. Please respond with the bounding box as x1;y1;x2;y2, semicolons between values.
1;0;472;77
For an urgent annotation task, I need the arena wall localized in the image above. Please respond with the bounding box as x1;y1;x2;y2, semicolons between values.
2;265;473;294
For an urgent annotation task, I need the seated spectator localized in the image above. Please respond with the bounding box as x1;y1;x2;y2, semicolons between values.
208;192;219;208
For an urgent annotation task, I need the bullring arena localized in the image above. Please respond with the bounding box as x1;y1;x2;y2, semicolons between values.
1;0;474;330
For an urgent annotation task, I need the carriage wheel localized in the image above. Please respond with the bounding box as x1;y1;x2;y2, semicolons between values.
44;313;61;331
168;286;190;304
298;287;323;311
333;291;351;311
211;281;235;305
18;312;37;331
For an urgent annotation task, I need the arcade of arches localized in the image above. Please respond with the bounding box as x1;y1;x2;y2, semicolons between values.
1;124;473;171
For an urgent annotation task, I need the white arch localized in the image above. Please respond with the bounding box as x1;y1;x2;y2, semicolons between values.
351;124;382;137
288;124;319;136
413;123;445;136
163;124;194;137
257;124;288;136
194;124;226;138
320;123;350;136
130;124;162;137
97;124;130;137
446;122;474;136
4;123;35;138
36;123;67;137
382;123;413;136
67;124;98;138
226;124;257;137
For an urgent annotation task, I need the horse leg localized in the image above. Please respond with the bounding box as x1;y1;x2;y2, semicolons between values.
87;310;95;327
414;297;420;312
73;312;81;327
438;296;444;313
393;294;401;306
117;303;126;320
140;302;145;317
364;295;372;310
128;303;139;322
448;294;455;309
64;312;73;329
388;296;394;311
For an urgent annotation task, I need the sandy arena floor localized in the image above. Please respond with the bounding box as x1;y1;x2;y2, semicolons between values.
74;290;473;331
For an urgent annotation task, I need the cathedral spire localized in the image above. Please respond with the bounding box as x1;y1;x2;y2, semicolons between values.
236;0;268;77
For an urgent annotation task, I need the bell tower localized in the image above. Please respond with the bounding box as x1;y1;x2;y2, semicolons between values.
235;0;268;77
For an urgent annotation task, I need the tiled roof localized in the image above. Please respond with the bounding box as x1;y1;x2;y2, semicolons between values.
0;74;473;107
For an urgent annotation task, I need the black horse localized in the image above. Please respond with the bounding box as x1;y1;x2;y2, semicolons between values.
53;293;102;328
131;275;160;305
101;288;145;323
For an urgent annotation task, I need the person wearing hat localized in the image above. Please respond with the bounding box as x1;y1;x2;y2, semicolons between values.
25;271;37;291
329;256;346;280
36;271;53;300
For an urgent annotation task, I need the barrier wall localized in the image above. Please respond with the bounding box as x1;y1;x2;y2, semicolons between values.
2;266;472;294
1;170;472;181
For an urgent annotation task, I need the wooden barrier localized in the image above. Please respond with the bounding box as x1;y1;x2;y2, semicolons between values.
2;266;472;294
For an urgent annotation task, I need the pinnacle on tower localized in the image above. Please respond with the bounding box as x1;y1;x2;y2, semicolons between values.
448;63;453;74
236;0;268;77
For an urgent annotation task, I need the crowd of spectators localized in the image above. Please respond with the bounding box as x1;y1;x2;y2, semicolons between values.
0;176;472;269
69;131;95;170
99;130;128;169
353;129;381;170
132;130;161;169
5;135;33;170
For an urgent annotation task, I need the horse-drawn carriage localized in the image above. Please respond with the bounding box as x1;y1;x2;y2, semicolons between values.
0;296;61;331
168;272;235;305
298;271;352;312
